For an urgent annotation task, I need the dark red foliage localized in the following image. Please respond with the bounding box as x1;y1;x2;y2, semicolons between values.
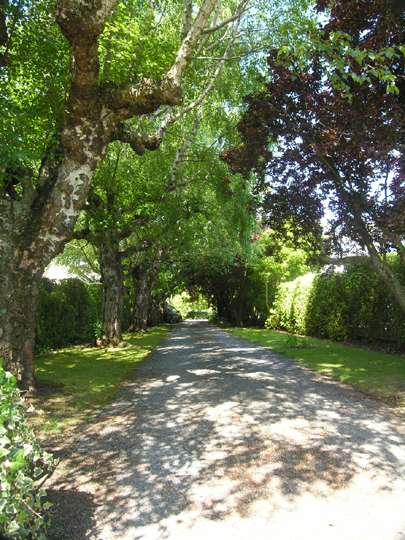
222;0;405;255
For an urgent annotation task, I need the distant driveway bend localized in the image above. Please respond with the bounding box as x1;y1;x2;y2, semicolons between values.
47;320;405;540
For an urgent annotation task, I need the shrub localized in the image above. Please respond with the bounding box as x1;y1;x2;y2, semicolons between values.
35;278;103;353
0;360;57;539
305;272;351;341
265;274;316;334
266;257;405;347
186;310;211;319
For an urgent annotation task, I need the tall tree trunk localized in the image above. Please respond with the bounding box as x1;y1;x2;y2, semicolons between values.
368;246;405;314
319;224;405;315
99;236;125;346
233;302;245;327
128;261;149;333
231;269;247;327
0;265;42;389
0;150;101;388
144;248;167;323
217;291;231;321
128;247;167;332
148;297;164;326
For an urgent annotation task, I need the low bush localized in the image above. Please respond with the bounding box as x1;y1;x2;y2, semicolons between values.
0;360;57;539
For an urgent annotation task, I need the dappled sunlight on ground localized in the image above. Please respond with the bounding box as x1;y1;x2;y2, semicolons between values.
45;321;405;540
30;329;169;435
228;327;405;409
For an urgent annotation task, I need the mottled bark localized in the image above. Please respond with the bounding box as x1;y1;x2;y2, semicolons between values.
0;266;41;389
0;0;218;387
181;0;192;40
148;297;164;326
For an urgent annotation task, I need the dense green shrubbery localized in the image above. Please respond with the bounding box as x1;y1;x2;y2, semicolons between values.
186;310;211;319
266;259;405;347
346;262;405;345
35;278;134;353
0;360;57;538
305;272;352;341
35;278;103;353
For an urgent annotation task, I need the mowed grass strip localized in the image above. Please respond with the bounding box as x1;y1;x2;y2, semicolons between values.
30;326;169;434
226;327;405;408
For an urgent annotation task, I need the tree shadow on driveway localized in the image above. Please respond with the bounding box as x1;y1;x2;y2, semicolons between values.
46;321;405;540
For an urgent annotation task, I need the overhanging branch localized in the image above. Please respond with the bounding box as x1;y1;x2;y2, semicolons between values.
317;229;372;268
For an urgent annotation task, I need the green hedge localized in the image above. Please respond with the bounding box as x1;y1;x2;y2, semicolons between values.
305;272;352;341
266;273;318;336
266;261;405;347
186;310;211;319
35;278;134;353
35;278;103;353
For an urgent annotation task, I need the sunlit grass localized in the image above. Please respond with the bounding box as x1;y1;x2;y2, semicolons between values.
226;327;405;408
29;327;169;435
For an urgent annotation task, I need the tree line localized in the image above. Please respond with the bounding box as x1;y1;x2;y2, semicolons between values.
1;0;404;389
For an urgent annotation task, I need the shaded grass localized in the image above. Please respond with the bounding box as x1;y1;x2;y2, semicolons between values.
226;327;405;408
29;327;169;435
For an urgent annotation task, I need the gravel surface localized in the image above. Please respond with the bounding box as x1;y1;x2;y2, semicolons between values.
45;321;405;540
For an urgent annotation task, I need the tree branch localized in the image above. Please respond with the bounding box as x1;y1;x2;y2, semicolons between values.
165;0;218;87
181;0;192;41
170;103;203;185
120;239;155;262
113;6;243;154
317;229;372;268
55;0;120;124
396;241;405;266
319;251;372;268
201;8;246;35
100;78;183;118
72;227;91;241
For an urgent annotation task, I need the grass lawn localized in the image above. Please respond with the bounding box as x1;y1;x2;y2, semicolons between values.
225;327;405;409
29;326;169;435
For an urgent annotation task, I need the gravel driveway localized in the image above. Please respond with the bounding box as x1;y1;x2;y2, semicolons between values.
46;321;405;540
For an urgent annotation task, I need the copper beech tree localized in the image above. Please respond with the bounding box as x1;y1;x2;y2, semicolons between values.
0;0;245;388
222;0;405;314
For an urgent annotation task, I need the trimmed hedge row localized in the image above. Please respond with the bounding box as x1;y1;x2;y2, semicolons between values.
35;278;135;353
35;278;103;353
266;261;405;347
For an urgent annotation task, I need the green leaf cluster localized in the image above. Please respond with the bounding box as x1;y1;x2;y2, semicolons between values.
0;360;57;539
0;0;69;177
99;0;180;84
